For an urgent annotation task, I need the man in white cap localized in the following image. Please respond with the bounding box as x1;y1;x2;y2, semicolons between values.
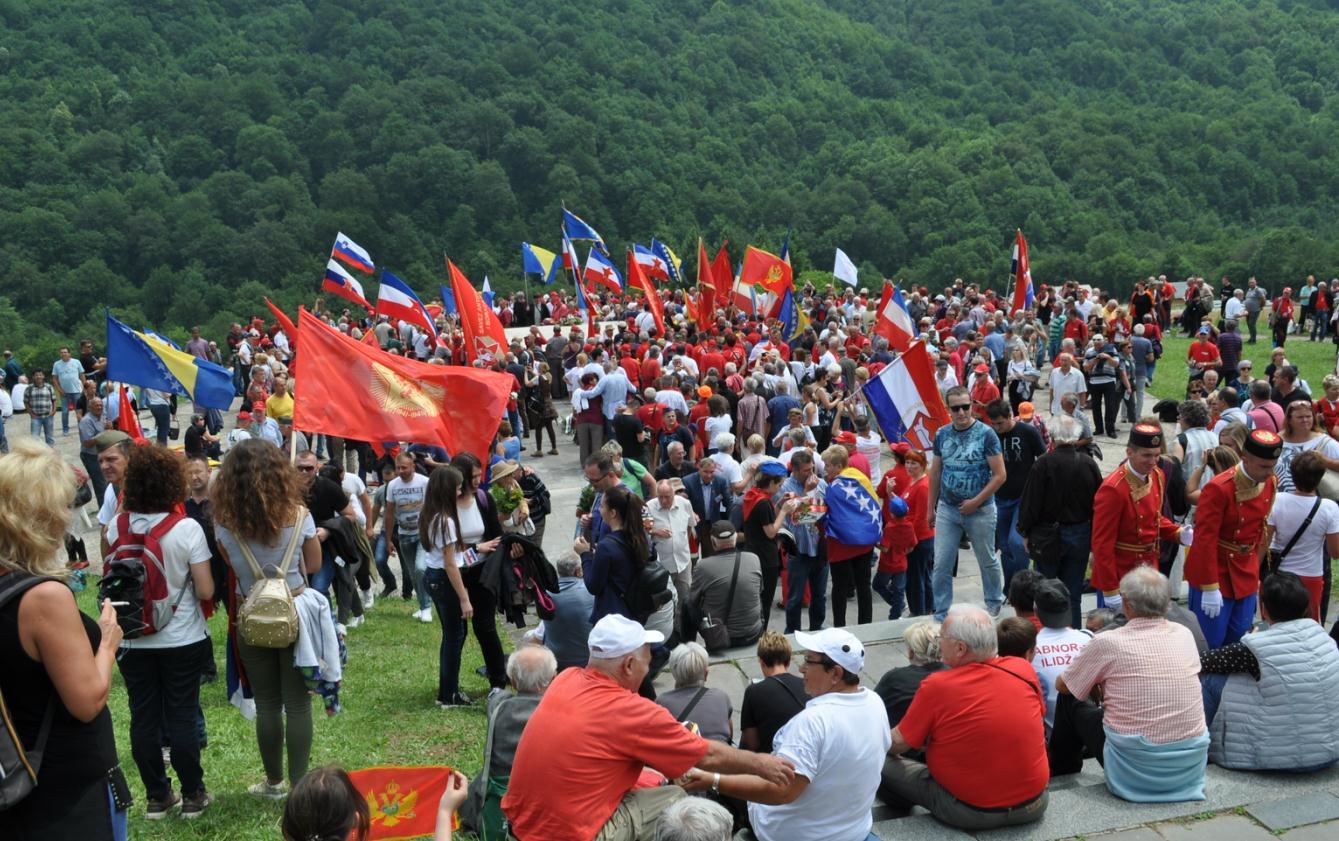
503;615;794;841
681;627;890;841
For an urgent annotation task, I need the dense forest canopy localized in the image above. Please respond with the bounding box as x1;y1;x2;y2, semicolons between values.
3;0;1339;360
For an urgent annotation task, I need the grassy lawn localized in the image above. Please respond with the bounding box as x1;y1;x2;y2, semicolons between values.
1147;328;1336;401
75;586;499;841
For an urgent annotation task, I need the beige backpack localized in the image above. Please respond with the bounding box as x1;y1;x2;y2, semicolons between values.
235;507;305;648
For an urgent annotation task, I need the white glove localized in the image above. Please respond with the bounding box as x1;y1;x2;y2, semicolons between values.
1178;525;1194;547
1199;588;1223;619
1103;592;1123;611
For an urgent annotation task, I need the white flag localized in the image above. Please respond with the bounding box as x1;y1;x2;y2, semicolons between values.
833;248;859;287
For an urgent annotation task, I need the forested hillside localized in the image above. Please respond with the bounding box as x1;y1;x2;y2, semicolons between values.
3;0;1339;357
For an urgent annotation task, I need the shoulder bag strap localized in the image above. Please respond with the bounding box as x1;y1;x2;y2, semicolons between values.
1278;498;1324;562
774;675;807;709
0;574;58;767
480;694;513;783
278;505;307;577
676;686;709;723
720;547;743;622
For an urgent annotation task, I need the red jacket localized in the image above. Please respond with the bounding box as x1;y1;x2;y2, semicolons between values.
1185;466;1275;599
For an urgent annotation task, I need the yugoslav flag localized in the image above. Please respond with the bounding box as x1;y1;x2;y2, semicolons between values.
633;243;669;281
331;232;375;274
561;233;582;273
105;313;235;409
1011;229;1034;315
652;239;682;285
861;341;951;450
584;247;624;295
874;280;917;352
562;208;605;250
627;249;664;336
573;269;597;338
376;271;438;340
324;259;372;310
521;242;559;283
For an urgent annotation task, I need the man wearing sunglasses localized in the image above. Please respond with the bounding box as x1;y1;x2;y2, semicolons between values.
927;386;1007;620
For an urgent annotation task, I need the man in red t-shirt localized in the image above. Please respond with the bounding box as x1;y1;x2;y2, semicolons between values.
881;604;1050;830
1186;327;1221;379
502;616;793;841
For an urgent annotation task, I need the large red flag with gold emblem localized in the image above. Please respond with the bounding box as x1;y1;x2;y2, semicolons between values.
446;259;508;365
346;765;461;841
292;309;512;458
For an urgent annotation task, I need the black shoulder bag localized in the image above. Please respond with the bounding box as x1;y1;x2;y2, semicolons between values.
1265;498;1322;579
699;548;742;653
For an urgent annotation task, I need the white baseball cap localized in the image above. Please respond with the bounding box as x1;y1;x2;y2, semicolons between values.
796;628;865;676
588;614;665;660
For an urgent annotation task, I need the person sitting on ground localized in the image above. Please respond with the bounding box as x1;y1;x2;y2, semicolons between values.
739;631;809;754
1007;568;1043;630
1202;571;1339;772
654;797;732;841
534;555;594;671
681;628;891;841
1050;567;1209;803
1030;580;1092;735
880;605;1049;831
656;642;733;744
687;522;764;649
502;615;794;841
459;646;558;833
996;616;1038;659
873;620;945;763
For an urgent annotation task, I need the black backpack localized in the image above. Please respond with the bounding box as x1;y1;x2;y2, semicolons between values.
608;533;673;623
0;574;58;812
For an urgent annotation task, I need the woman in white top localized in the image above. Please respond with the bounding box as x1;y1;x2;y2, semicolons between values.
1276;401;1339;494
1267;451;1339;620
703;395;733;456
418;465;474;707
107;444;215;816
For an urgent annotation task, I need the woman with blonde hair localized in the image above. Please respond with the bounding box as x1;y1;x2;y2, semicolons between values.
0;441;127;839
212;439;322;799
874;620;946;746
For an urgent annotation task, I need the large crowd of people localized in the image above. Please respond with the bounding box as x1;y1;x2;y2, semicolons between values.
4;272;1339;841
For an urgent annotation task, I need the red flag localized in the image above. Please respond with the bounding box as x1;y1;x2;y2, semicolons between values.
710;244;732;299
293;309;513;459
695;239;717;320
446;259;508;365
264;298;298;351
627;249;665;337
739;246;792;295
1010;229;1034;315
346;765;460;841
116;385;144;441
361;328;381;348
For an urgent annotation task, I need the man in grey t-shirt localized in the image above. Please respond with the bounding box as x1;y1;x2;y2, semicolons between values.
689;522;764;647
1243;277;1269;344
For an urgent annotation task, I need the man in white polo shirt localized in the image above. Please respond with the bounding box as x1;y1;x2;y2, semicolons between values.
683;627;891;841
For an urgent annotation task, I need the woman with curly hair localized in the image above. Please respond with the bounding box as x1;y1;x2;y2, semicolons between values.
0;441;128;840
212;438;321;799
107;444;216;819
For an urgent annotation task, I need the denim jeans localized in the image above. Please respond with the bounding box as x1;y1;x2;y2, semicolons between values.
994;496;1029;591
394;535;429;611
1313;312;1330;341
933;500;1002;620
30;415;54;446
873;570;907;620
373;532;397;591
905;538;934;616
0;417;8;454
1035;522;1091;629
59;393;76;433
310;545;337;608
148;403;171;445
423;567;468;703
784;551;828;632
1200;672;1228;725
117;638;211;800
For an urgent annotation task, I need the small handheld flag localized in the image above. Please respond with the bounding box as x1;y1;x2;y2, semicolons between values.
331;232;375;274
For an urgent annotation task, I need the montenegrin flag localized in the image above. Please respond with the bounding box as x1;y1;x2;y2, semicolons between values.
331;231;375;274
739;246;793;295
861;341;951;451
105;313;235;409
347;765;461;841
293;309;512;459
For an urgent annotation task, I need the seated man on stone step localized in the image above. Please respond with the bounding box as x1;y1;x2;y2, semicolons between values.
880;604;1049;831
1050;566;1209;803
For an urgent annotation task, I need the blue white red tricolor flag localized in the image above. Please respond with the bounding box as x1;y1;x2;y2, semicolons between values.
323;259;372;310
331;232;375;274
561;234;582;272
1010;229;1034;315
376;271;438;340
562;208;606;251
481;276;495;309
633;243;669;282
861;341;951;450
584;247;624;295
874;281;916;352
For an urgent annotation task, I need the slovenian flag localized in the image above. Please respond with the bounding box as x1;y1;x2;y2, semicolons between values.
633;243;669;281
584;247;624;295
331;232;375;274
874;281;917;352
521;242;559;284
861;341;952;450
1010;229;1034;315
323;259;372;310
562;208;605;251
376;271;438;340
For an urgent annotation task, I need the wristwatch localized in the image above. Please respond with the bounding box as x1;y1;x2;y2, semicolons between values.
710;773;721;795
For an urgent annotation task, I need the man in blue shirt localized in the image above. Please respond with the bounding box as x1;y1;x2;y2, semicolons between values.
780;449;828;633
575;362;630;439
765;381;801;457
928;385;1007;620
51;346;85;435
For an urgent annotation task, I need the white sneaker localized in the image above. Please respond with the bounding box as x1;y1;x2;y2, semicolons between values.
410;609;424;621
418;609;433;623
348;615;364;629
361;589;374;610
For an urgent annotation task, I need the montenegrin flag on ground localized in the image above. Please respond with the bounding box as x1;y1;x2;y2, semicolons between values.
346;765;461;841
105;313;235;409
861;341;952;451
292;308;512;459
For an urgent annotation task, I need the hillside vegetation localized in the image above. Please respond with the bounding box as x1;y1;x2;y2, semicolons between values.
3;0;1339;359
